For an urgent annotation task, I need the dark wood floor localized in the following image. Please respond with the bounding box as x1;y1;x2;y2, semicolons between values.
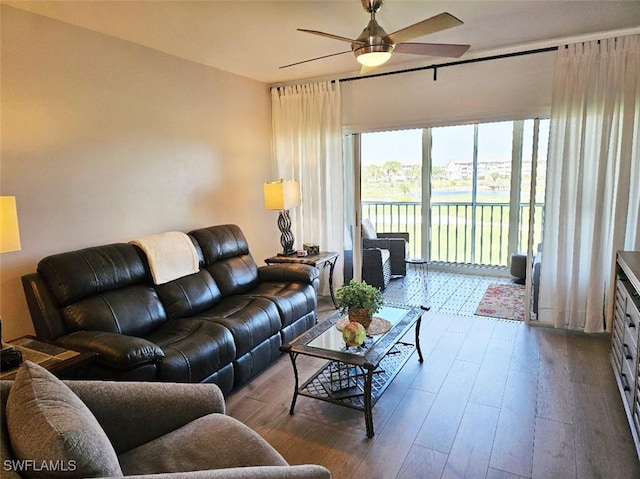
226;296;640;479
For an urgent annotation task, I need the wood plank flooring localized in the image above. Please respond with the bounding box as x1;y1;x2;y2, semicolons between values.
226;290;640;479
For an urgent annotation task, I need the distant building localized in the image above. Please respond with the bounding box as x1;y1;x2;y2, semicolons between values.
446;157;546;179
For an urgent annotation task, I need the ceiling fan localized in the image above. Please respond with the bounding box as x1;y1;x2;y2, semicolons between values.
281;0;470;72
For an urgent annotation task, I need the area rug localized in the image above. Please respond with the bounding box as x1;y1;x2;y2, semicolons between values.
475;283;526;321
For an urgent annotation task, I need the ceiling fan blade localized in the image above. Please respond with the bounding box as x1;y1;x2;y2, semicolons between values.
394;42;470;58
280;50;352;69
387;12;463;44
298;29;365;45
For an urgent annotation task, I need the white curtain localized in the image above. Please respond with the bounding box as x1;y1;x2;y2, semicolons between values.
539;36;640;332
271;81;344;293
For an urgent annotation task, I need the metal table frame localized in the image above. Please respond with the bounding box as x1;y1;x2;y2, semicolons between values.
265;251;339;308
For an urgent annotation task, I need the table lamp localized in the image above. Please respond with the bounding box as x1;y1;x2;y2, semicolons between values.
0;196;21;358
0;196;21;254
263;179;301;256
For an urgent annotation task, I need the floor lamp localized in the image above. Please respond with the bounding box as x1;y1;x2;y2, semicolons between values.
263;179;301;256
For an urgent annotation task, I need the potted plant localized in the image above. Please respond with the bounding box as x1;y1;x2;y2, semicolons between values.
335;279;384;329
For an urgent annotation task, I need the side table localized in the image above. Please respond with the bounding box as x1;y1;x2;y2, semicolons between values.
0;336;95;380
265;251;339;309
404;257;429;272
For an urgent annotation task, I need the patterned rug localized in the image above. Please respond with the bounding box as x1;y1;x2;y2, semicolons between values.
475;283;526;321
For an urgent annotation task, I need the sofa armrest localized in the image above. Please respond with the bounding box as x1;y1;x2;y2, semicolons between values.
102;465;331;479
258;264;320;284
363;238;407;276
65;381;226;454
21;272;67;340
57;331;164;369
362;248;390;291
363;237;405;250
533;252;542;314
377;232;410;243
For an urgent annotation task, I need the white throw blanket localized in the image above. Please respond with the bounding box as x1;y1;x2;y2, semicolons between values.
131;231;199;285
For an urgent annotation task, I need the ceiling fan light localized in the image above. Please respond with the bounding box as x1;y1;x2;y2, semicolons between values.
357;51;392;67
354;44;393;67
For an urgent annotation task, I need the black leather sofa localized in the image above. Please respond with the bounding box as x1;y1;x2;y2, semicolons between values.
21;225;319;394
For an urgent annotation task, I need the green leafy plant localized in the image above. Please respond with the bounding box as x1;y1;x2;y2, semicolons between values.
335;279;384;316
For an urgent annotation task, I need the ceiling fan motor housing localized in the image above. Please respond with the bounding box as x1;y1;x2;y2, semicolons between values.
352;18;394;57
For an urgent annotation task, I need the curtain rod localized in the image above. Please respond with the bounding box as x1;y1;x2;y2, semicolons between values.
339;45;559;83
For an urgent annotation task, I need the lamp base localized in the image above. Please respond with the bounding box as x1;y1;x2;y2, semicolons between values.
277;210;296;257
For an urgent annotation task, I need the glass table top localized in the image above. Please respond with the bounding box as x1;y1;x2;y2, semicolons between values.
307;306;411;356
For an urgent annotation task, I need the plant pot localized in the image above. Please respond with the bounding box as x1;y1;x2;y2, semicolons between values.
348;307;372;329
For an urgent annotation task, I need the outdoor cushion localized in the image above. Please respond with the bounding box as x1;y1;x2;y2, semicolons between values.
362;218;378;239
5;361;123;479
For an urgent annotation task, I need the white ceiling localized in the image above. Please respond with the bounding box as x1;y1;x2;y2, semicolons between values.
5;1;640;85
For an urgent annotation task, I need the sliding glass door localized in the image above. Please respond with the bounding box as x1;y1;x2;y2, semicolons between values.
360;120;548;266
354;118;549;319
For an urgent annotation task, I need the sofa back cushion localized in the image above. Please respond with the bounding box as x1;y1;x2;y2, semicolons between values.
38;244;146;304
189;225;259;297
38;244;167;335
62;286;166;336
155;270;223;320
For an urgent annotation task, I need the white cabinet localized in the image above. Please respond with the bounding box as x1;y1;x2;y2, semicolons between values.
611;251;640;459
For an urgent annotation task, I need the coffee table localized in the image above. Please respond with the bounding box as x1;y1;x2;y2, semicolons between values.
280;303;424;438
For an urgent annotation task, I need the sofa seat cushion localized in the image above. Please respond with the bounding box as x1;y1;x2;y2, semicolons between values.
198;296;282;357
118;413;288;475
144;320;236;382
6;361;123;479
242;282;317;328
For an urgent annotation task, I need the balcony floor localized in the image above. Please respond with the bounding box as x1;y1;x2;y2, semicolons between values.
384;267;517;318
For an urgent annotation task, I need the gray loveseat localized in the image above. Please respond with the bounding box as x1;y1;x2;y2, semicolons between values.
0;361;331;479
21;224;319;394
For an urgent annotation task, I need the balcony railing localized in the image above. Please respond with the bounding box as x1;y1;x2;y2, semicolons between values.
362;201;544;267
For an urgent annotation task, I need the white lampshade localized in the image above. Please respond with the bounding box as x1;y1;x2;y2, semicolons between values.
263;179;301;211
0;196;21;253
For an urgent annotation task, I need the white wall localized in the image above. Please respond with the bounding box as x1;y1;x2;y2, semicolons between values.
0;6;278;340
341;51;556;132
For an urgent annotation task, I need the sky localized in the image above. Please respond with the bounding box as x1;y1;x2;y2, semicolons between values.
361;120;549;167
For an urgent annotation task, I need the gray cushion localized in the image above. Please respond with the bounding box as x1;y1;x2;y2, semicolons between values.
5;361;123;479
119;413;288;475
362;219;377;240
